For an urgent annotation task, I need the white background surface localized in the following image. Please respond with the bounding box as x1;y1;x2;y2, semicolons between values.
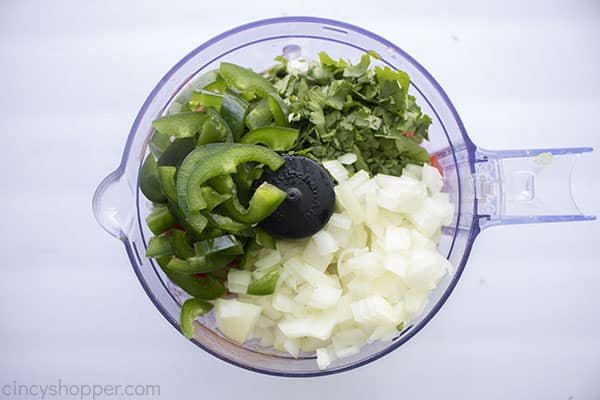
1;0;599;399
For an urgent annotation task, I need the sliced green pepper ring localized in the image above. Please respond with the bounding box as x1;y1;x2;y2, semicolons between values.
156;256;226;300
220;90;249;142
212;177;286;225
184;143;284;212
247;268;281;295
255;228;275;250
176;145;225;236
145;236;173;258
176;144;226;213
157;137;196;167
194;234;244;257
146;204;177;235
196;107;233;146
268;93;289;126
181;298;214;339
158;166;178;203
245;99;273;131
170;229;195;259
199;186;231;211
166;254;232;274
233;163;264;193
240;127;299;151
189;69;220;91
152;111;205;138
149;130;171;159
239;240;260;271
189;90;223;111
219;62;276;98
139;155;167;203
203;79;228;93
204;212;254;236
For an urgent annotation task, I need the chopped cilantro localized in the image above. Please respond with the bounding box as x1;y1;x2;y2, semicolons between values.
265;51;432;176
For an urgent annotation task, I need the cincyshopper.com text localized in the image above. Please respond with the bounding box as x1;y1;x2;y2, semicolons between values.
1;379;160;399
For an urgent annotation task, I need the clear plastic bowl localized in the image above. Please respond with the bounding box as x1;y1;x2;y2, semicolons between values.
92;17;595;377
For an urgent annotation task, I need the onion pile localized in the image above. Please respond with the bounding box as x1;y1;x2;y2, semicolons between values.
215;161;454;369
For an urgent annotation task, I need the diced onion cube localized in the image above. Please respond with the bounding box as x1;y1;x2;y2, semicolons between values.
278;310;337;340
422;163;443;194
215;299;262;344
384;226;411;251
337;153;358;165
254;249;282;270
308;285;342;309
346;170;370;190
227;269;252;294
312;230;339;255
316;347;335;369
323;160;349;183
283;337;301;358
327;213;352;230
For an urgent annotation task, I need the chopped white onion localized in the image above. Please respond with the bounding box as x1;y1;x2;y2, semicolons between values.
215;299;262;344
217;164;454;370
316;347;334;369
227;269;252;294
384;226;411;251
327;212;352;230
337;153;358;165
322;160;349;183
254;249;282;270
422;163;443;194
312;230;339;255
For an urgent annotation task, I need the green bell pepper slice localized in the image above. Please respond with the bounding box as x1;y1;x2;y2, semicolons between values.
208;267;230;280
239;240;261;271
189;69;219;90
189;90;223;111
219;62;276;98
239;127;299;151
145;236;173;258
220;90;249;142
170;229;195;259
149;130;171;159
194;234;244;257
176;145;225;236
204;212;254;236
204;79;228;93
146;204;177;235
152;111;205;138
166;254;233;274
199;186;231;212
268;93;289;126
234;163;263;192
247;268;281;295
181;298;214;339
232;163;264;206
139;155;167;203
157;137;196;167
255;228;275;250
184;143;284;212
196;107;233;146
156;256;226;300
211;178;286;225
158;166;177;203
166;201;207;241
245;99;272;131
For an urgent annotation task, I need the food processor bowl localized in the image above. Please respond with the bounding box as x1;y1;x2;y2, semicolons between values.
92;17;595;377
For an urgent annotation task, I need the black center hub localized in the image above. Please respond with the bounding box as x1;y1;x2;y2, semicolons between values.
252;155;335;239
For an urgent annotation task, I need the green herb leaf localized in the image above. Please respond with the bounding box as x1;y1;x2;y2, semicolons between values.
266;51;432;174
